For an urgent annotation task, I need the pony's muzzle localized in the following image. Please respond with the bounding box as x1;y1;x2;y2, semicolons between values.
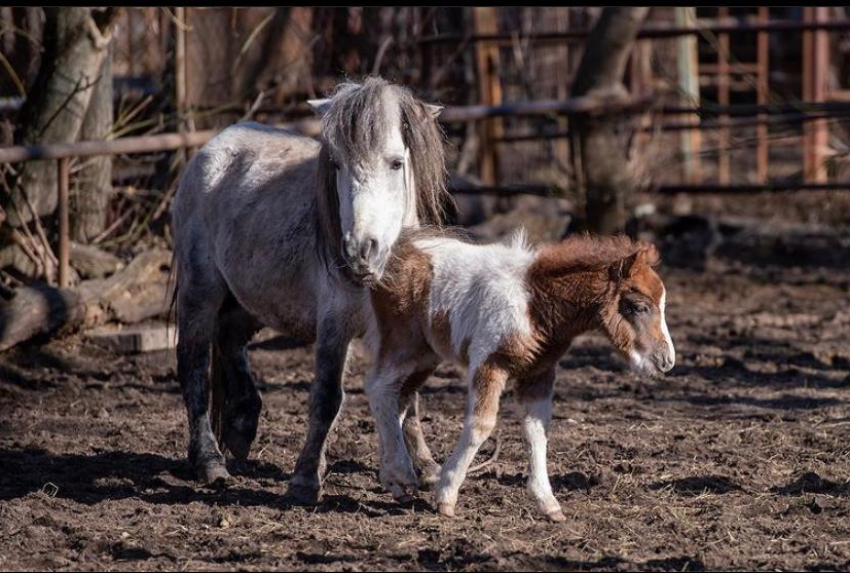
343;233;382;278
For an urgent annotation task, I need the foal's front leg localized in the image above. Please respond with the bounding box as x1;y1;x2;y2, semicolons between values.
517;369;565;522
365;365;420;502
436;362;508;517
399;369;441;489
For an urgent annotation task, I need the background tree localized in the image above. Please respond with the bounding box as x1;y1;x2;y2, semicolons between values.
569;7;650;234
5;7;120;226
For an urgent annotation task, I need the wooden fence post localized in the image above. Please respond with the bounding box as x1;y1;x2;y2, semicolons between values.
57;157;70;288
473;7;503;186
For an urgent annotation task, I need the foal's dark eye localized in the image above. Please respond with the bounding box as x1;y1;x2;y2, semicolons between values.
631;302;650;315
390;158;404;171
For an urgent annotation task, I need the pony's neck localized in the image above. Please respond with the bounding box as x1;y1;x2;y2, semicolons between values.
528;266;613;352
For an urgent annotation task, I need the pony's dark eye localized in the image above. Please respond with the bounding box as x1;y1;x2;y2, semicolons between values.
390;159;404;171
329;158;340;171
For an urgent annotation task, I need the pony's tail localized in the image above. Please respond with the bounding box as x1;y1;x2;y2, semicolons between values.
210;341;226;449
166;251;179;347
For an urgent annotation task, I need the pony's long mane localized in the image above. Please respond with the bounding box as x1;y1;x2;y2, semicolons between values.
315;77;452;274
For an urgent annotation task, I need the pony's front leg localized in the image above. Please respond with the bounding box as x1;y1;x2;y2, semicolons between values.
288;318;351;504
436;363;508;517
365;366;419;502
517;369;565;523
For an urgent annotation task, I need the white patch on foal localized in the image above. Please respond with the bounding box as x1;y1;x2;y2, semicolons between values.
415;233;536;367
659;285;676;367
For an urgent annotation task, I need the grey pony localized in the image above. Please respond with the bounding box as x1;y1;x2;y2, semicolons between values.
170;77;451;501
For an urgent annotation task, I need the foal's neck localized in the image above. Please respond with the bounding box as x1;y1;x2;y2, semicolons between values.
527;267;612;353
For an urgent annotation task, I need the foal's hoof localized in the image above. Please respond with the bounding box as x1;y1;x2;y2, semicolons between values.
286;482;322;505
437;503;456;518
416;462;442;491
546;509;566;523
198;462;231;486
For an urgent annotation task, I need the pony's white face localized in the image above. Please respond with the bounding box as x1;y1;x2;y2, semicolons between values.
311;92;418;283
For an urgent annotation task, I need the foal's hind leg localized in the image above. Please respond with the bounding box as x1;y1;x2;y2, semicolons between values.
517;369;564;522
176;267;229;484
436;363;508;517
214;296;263;464
399;370;441;489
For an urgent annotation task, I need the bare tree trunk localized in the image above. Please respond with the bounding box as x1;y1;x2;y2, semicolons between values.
73;41;113;242
6;7;119;226
0;248;171;352
569;7;649;234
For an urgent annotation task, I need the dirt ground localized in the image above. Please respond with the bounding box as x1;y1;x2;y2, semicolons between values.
1;224;850;571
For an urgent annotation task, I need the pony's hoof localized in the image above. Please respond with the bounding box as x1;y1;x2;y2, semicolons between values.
546;509;566;523
437;503;456;518
395;494;416;504
223;428;253;462
198;462;231;486
287;482;322;505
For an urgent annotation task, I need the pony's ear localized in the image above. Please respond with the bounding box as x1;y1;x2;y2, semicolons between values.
424;103;443;119
308;98;332;116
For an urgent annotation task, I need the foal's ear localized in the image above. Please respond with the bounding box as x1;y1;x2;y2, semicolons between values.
308;98;332;116
609;244;660;283
609;251;639;283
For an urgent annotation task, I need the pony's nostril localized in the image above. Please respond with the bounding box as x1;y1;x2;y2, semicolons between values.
360;237;378;262
343;235;357;259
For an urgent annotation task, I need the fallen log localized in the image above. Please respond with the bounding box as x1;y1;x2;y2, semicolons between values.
0;248;172;352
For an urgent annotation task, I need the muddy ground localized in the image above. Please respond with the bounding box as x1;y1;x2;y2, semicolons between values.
1;223;850;571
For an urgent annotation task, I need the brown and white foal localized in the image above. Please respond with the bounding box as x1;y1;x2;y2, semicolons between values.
363;231;675;521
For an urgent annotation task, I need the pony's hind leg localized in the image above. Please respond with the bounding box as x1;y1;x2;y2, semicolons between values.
176;262;229;485
436;362;508;517
517;369;564;523
213;294;263;465
288;317;351;504
399;370;441;489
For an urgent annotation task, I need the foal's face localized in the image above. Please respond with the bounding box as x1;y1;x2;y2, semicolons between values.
606;250;676;375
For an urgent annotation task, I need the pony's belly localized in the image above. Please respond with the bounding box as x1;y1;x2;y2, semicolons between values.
224;269;319;342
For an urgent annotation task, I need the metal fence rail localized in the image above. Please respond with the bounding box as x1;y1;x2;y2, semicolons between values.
4;95;850;287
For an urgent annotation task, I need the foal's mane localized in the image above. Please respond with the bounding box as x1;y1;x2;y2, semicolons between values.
532;234;659;278
315;77;452;274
